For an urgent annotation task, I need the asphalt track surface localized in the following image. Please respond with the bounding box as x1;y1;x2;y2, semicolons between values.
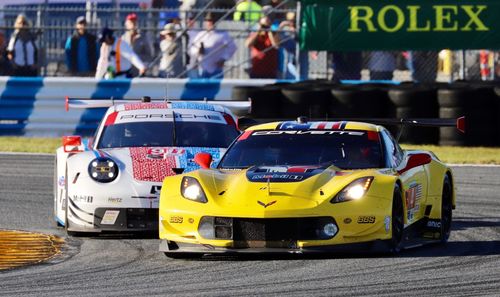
0;153;499;297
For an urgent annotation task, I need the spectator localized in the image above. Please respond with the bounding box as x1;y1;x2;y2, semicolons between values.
6;14;38;77
64;16;98;76
368;51;396;80
278;12;308;79
269;0;286;22
246;16;279;78
0;31;10;76
408;51;439;82
121;13;154;76
159;23;183;78
330;52;362;81
189;13;237;79
95;28;146;79
234;0;263;23
185;12;200;78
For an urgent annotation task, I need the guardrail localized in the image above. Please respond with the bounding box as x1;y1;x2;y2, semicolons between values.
0;77;278;137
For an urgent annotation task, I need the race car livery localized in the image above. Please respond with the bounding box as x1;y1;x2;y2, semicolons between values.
159;119;457;257
54;101;241;235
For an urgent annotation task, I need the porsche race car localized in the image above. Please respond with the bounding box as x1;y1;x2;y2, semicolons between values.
159;117;463;256
55;98;249;235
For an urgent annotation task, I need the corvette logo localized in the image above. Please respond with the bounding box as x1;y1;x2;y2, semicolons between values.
257;200;276;208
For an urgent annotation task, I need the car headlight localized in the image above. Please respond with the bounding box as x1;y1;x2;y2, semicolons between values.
331;177;374;203
180;177;207;203
88;157;119;183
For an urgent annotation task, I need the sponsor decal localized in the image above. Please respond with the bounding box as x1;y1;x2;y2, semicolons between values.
427;220;441;228
169;216;183;224
252;130;365;136
124;103;169;110
108;197;122;204
247;166;326;183
384;216;391;233
344;218;352;224
405;182;423;222
101;210;120;225
58;176;65;187
357;216;376;224
257;200;277;208
252;174;303;181
72;195;93;203
170;102;217;111
146;148;186;159
117;112;224;124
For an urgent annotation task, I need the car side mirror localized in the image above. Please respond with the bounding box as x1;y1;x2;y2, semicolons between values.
194;152;213;169
63;135;83;153
398;153;431;174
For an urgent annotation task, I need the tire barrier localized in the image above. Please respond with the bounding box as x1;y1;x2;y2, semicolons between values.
240;80;499;146
330;84;388;118
281;85;332;118
438;83;498;146
388;84;439;144
231;85;285;118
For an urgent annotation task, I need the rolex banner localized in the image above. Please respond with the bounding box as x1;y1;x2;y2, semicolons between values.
299;0;500;50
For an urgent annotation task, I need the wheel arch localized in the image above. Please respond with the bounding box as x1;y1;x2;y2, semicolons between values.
445;170;456;210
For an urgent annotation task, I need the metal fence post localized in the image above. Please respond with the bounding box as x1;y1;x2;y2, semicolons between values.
460;50;466;80
294;0;301;81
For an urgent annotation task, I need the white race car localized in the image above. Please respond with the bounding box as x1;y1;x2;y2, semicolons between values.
54;98;248;235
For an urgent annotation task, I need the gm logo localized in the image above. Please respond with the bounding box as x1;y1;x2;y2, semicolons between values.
257;200;276;208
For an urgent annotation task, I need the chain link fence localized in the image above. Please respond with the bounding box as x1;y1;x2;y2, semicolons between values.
0;1;498;81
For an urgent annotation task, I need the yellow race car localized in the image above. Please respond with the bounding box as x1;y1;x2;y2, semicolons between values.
159;118;461;257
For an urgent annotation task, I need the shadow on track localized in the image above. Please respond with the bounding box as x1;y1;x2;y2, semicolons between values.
452;218;500;230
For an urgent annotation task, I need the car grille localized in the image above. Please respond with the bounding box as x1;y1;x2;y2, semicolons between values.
201;216;335;243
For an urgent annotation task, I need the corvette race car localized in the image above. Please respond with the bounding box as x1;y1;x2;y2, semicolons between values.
159;117;463;257
54;98;249;235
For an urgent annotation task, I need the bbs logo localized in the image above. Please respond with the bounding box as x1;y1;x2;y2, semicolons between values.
357;216;376;224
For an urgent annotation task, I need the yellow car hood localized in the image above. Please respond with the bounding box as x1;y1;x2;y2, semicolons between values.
193;165;378;214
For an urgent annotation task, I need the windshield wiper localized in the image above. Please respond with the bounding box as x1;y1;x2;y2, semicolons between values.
172;110;177;146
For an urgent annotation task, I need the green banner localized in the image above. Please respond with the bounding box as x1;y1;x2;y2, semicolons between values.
300;0;500;50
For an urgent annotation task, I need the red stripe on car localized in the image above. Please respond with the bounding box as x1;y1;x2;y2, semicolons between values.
238;130;253;141
104;112;118;126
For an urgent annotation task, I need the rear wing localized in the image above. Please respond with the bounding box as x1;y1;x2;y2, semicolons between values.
65;97;251;116
326;116;465;142
353;117;465;133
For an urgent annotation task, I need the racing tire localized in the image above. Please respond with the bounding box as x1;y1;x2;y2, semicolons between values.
232;85;280;118
389;184;404;254
440;175;453;244
388;84;437;108
281;86;332;118
438;138;466;147
164;252;204;259
330;85;386;118
437;85;470;108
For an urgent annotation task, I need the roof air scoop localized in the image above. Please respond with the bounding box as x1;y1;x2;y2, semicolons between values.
297;116;308;124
